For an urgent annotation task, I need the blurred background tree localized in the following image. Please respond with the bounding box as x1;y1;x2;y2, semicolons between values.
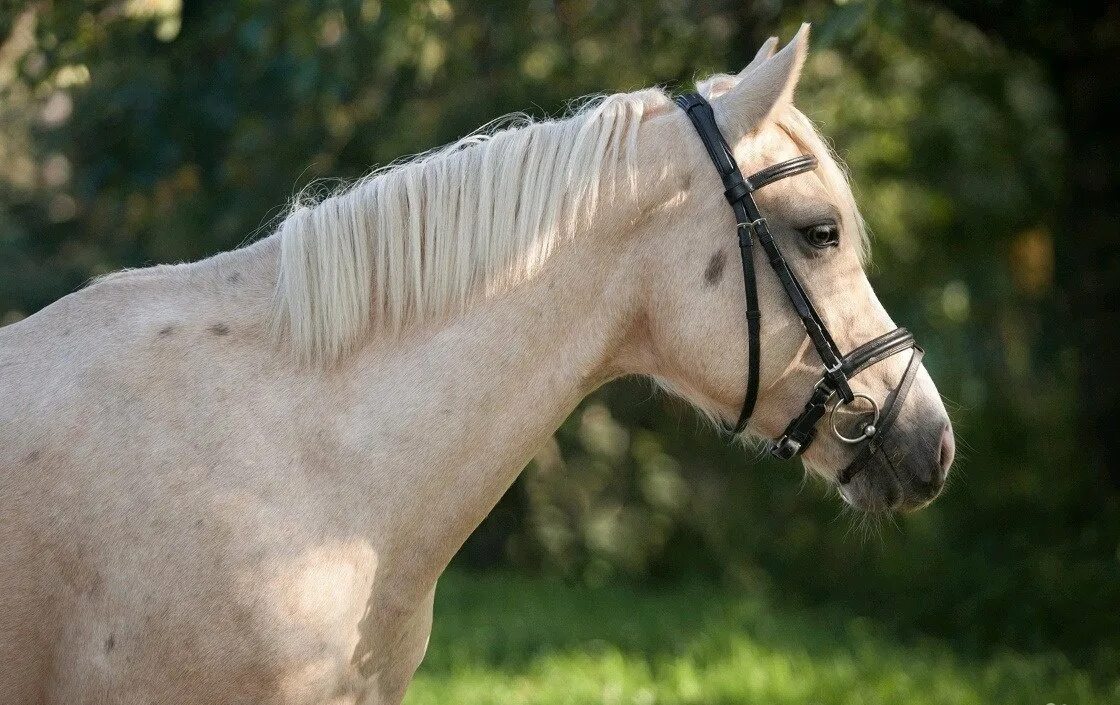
2;0;1117;695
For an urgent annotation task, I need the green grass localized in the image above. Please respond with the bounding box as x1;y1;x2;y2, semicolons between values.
405;571;1115;705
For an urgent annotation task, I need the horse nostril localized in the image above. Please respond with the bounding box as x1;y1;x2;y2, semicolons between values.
938;424;955;479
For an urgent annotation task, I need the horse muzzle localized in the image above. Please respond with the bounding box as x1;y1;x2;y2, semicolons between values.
839;416;954;512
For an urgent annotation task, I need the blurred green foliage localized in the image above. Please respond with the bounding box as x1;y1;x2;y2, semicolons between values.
405;571;1115;704
2;0;1117;696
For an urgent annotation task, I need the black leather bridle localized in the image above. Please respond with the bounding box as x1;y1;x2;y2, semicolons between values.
675;92;924;482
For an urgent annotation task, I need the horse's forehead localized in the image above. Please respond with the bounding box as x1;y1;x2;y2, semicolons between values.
736;122;805;171
752;129;854;210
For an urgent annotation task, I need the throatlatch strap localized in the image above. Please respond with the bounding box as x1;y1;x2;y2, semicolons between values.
676;92;761;432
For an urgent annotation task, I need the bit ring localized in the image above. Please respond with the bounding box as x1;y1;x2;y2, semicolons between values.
830;393;880;444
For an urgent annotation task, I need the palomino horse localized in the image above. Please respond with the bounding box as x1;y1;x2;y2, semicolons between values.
0;26;953;705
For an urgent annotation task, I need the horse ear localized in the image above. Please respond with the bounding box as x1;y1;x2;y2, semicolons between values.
740;36;779;76
714;23;809;142
695;35;782;99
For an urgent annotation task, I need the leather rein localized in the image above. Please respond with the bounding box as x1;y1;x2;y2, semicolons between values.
674;92;924;482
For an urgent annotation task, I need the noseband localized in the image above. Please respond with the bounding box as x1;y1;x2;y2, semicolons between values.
675;92;924;482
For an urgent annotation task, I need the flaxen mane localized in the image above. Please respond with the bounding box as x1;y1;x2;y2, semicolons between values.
270;80;865;364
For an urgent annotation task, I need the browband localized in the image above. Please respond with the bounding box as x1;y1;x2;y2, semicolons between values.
748;155;818;190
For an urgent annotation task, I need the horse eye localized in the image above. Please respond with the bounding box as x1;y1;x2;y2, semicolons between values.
801;222;840;249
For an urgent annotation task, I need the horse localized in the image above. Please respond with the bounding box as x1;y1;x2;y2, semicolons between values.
0;26;953;705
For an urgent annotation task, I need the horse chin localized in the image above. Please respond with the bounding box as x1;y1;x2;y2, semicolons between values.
836;453;942;514
837;471;904;514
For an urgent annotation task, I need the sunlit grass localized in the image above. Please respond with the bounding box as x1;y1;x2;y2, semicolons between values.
405;571;1112;705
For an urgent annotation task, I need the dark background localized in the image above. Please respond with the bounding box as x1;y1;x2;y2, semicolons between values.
2;0;1117;698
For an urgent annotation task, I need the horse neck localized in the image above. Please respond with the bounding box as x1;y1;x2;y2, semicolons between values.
297;225;640;586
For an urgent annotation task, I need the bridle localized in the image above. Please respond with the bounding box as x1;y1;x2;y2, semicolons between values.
674;92;924;483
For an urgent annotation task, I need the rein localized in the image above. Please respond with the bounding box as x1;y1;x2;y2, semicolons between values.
674;92;923;481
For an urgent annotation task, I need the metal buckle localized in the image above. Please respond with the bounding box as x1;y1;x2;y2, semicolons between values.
735;218;767;233
829;393;880;444
823;359;855;403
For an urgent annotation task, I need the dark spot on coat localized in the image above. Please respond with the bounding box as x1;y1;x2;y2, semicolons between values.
105;634;115;651
158;325;174;337
210;323;230;336
24;448;43;464
703;249;727;287
226;272;243;284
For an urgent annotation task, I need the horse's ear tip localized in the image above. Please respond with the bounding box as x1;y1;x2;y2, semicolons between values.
782;23;811;62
